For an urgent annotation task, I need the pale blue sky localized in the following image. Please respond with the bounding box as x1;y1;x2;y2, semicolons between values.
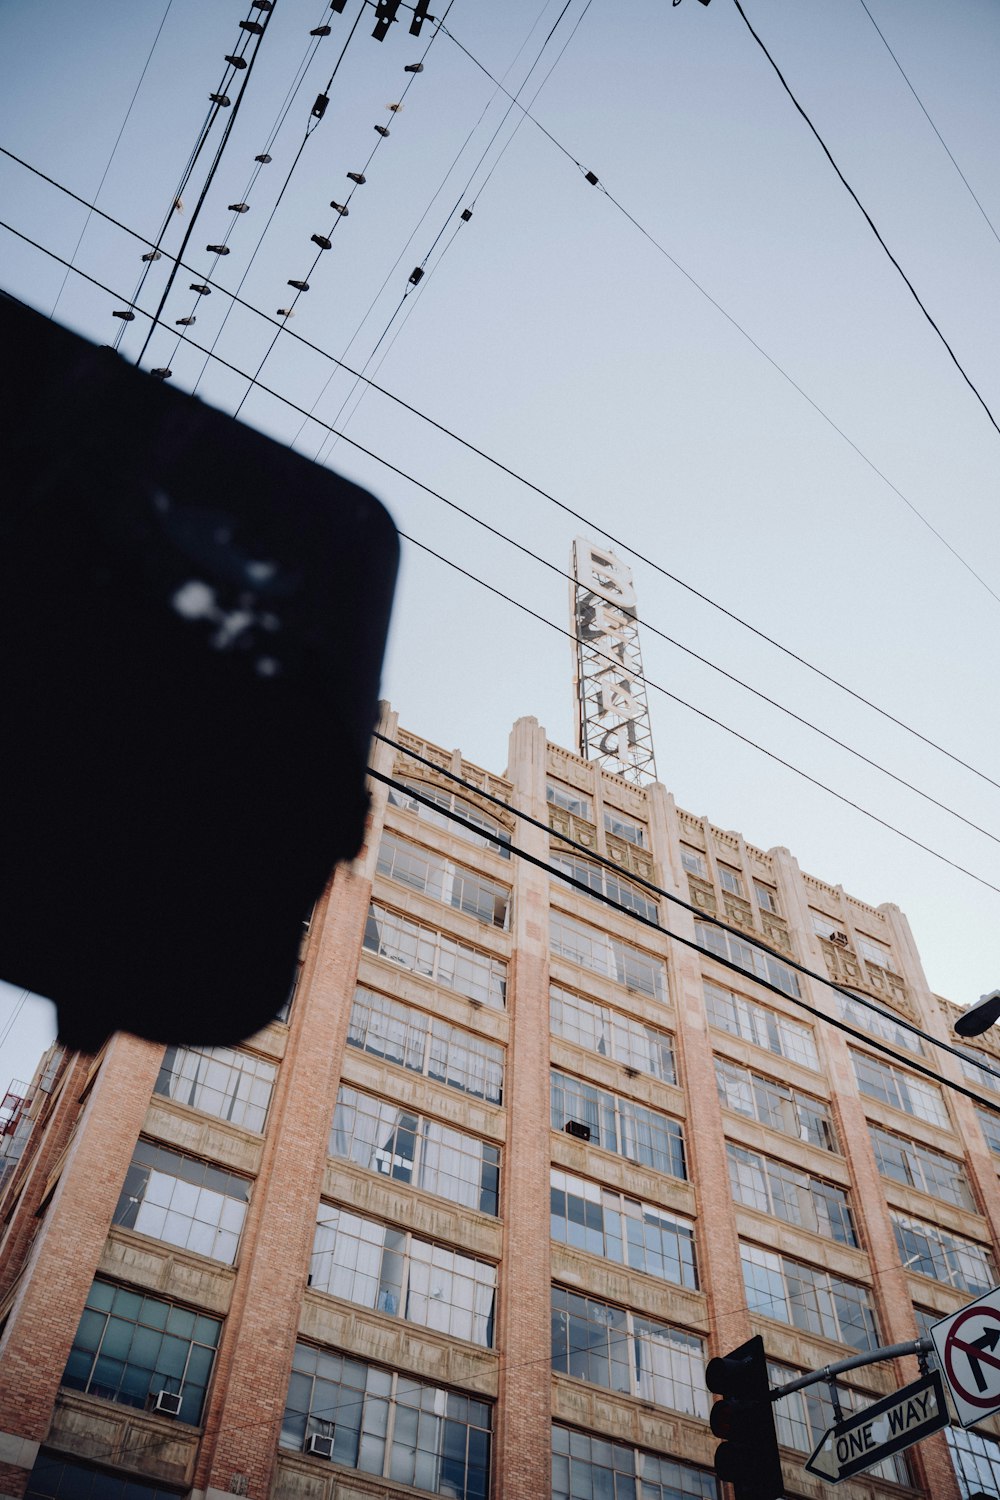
1;0;998;1087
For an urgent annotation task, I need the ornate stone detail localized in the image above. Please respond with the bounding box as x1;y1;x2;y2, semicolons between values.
604;834;655;883
393;755;516;832
687;876;716;915
548;805;599;852
761;916;793;955
722;895;754;932
819;939;864;988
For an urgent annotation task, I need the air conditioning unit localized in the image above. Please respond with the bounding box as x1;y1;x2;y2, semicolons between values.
152;1390;183;1416
564;1119;592;1142
829;931;849;946
306;1434;334;1459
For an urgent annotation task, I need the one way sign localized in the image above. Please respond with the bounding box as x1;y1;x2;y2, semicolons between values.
804;1370;948;1485
932;1285;1000;1426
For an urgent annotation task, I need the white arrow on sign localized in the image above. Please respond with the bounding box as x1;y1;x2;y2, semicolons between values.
804;1370;948;1485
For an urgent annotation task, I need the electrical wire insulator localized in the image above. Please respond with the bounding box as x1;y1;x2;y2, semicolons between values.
255;153;272;164
311;93;329;120
225;53;248;68
209;93;231;106
206;244;230;254
584;170;599;186
410;0;431;36
329;201;349;217
330;0;348;10
347;171;366;185
310;25;331;36
460;208;472;222
408;267;424;286
288;280;310;291
229;203;250;213
239;19;264;33
141;250;161;262
112;310;135;320
276;308;294;317
404;62;424;72
251;1;273;10
311;234;332;250
387;103;403;112
150;368;172;379
190;283;211;295
374;125;390;137
175;316;196;326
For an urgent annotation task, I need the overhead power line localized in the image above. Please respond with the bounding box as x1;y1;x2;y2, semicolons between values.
730;0;1000;442
49;0;176;324
5;225;998;899
439;21;1000;612
5;145;996;798
858;0;1000;252
368;747;1000;1105
135;0;280;368
306;0;593;464
231;0;454;422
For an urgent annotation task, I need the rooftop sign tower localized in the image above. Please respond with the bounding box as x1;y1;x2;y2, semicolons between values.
570;537;657;785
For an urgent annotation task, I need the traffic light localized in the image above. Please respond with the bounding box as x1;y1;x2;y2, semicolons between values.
706;1335;783;1500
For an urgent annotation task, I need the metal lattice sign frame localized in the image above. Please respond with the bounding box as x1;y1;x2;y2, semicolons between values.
570;537;657;785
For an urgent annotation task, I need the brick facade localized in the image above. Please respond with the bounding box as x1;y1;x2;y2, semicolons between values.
1;707;996;1500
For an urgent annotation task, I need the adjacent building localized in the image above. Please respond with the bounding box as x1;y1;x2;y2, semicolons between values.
2;705;1000;1500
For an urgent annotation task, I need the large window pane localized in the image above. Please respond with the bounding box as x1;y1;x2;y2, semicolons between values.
740;1243;878;1352
551;1071;685;1179
364;903;506;1009
551;1288;706;1417
310;1206;496;1347
330;1086;500;1217
550;1169;697;1288
61;1281;220;1424
281;1345;491;1498
154;1045;276;1133
348;986;503;1104
112;1141;249;1266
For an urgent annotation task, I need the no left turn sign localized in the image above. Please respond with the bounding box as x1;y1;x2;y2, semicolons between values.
932;1287;1000;1427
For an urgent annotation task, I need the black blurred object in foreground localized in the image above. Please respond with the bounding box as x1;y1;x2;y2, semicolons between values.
0;297;398;1052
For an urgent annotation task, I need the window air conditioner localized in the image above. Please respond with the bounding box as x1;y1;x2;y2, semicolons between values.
829;931;849;946
306;1434;335;1459
152;1390;183;1416
564;1119;592;1142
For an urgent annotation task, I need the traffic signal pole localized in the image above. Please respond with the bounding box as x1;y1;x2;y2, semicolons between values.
768;1337;934;1401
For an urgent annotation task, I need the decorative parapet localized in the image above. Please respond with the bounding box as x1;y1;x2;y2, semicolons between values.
686;876;716;915
548;805;600;853
392;753;517;834
761;915;793;956
393;728;513;804
818;942;913;1016
604;833;655;883
722;894;755;933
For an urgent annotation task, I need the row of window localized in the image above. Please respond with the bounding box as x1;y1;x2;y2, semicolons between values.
680;846;778;915
547;780;647;849
35;1402;1000;1500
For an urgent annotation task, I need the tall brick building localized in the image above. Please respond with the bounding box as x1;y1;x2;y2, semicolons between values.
2;705;1000;1500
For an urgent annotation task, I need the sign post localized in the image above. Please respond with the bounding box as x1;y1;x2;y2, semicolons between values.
804;1370;948;1485
932;1285;1000;1426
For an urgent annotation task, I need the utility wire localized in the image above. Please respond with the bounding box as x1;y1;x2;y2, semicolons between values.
371;766;1000;1114
310;0;592;465
6;222;999;897
6;144;997;794
857;0;1000;250
390;528;1000;894
231;1;454;422
730;0;1000;441
440;22;1000;613
164;0;341;377
135;1;279;368
49;0;176;324
291;0;565;454
372;734;1000;1092
191;0;370;397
